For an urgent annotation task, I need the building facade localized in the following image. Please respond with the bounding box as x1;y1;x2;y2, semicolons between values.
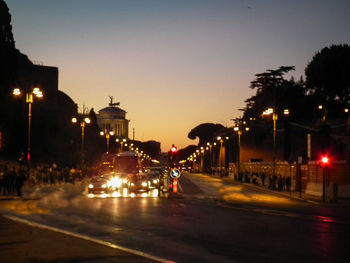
97;97;129;139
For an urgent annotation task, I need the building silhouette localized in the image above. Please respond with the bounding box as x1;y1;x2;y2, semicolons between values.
97;97;129;139
0;0;79;163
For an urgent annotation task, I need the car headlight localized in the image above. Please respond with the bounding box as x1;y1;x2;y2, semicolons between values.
88;184;94;189
108;178;122;188
142;182;147;187
101;184;107;188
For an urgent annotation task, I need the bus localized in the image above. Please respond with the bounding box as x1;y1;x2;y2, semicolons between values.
113;151;141;174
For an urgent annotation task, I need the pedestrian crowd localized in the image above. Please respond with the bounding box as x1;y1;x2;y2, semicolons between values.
211;167;231;177
0;162;90;197
0;163;26;196
237;171;292;192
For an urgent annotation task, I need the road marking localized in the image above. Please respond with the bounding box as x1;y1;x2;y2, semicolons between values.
4;214;176;263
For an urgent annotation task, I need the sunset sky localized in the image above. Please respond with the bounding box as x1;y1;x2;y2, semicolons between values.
6;0;350;151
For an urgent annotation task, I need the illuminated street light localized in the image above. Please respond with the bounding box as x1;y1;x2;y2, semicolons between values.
216;136;224;171
233;125;250;178
12;86;44;164
263;108;274;115
100;130;115;154
263;108;290;179
13;88;21;96
115;138;127;152
318;105;327;121
206;142;213;171
72;116;90;164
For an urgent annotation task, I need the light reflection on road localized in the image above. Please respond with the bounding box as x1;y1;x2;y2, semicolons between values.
87;188;160;199
220;185;293;204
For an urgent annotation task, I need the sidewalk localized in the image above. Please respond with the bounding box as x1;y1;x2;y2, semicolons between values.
0;214;163;263
188;173;350;206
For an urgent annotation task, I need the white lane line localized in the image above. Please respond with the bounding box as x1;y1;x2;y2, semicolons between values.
4;214;176;263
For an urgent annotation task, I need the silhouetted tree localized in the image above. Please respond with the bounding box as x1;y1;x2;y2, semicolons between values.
305;44;350;119
188;123;227;145
243;66;299;118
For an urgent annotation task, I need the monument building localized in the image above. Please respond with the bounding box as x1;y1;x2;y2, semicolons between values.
97;97;129;139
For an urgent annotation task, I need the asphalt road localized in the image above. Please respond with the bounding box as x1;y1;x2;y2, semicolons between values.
1;173;350;263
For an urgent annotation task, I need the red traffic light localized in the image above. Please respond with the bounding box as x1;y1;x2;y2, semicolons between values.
320;155;330;166
171;145;177;153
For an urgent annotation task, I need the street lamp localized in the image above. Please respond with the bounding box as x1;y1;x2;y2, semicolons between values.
100;130;114;154
12;86;43;164
217;136;223;171
262;107;289;179
72;116;90;164
318;104;327;122
206;142;213;171
115;138;127;152
233;126;250;179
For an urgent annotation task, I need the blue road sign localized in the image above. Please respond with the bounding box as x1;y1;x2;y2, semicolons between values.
170;168;181;179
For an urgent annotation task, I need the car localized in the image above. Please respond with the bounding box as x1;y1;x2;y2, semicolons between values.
112;172;129;188
128;174;149;192
147;172;161;188
87;175;112;194
149;167;164;175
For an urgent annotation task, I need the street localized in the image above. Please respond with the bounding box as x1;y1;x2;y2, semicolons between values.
1;173;350;263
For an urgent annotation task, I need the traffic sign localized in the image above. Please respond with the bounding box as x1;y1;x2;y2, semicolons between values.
170;168;181;179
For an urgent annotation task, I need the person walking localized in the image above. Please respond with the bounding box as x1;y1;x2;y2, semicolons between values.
15;167;26;197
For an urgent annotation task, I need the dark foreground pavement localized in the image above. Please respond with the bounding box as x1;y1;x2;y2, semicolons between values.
0;215;164;263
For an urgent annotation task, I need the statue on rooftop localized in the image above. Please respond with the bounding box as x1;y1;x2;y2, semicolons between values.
109;96;120;107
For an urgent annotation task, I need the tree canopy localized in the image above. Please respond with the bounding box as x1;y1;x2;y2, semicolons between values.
188;123;227;145
305;44;350;105
305;44;350;119
242;66;309;120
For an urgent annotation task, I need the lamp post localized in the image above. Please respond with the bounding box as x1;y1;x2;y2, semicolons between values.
318;104;327;122
262;108;289;179
206;142;212;172
100;130;114;154
72;116;90;164
12;87;43;164
233;126;249;179
115;138;127;152
200;147;204;172
217;136;223;172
